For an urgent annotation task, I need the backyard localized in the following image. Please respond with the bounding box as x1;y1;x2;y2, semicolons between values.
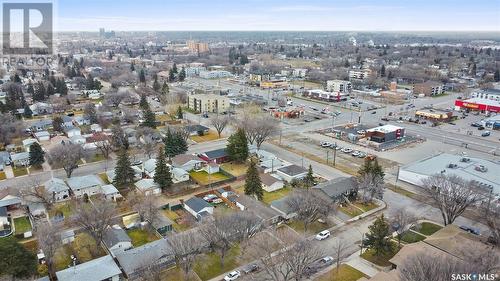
162;210;193;232
48;202;73;222
12;167;28;177
189;171;231;186
315;264;367;281
54;233;106;271
193;245;241;281
13;216;32;235
126;228;159;247
220;162;249;177
262;187;292;205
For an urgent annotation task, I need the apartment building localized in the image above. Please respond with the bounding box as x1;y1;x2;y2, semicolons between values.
187;40;209;53
413;81;445;96
349;69;372;80
187;94;230;113
326;80;352;93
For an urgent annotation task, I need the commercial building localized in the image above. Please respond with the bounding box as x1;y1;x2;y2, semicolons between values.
415;109;453;121
454;89;500;113
199;70;233;79
326;80;352;93
260;79;288;89
413;81;445;96
398;153;499;196
187;94;230;113
303;89;348;102
186;40;209;53
365;124;405;143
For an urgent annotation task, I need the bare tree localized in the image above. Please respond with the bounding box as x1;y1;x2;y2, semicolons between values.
482;196;500;246
131;193;160;226
46;142;84;178
168;231;203;280
199;212;262;267
104;90;127;107
72;198;116;245
140;263;164;281
238;114;279;149
0;113;24;145
332;240;349;274
90;133;113;159
136;127;158;158
36;223;62;277
19;178;53;209
210;115;230;137
286;190;333;232
390;208;418;247
421;174;484;226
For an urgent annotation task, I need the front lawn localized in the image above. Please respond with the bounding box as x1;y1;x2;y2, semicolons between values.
193;245;241;281
88;154;106;163
400;230;426;244
262;187;292;205
338;203;363;218
315;264;367;281
288;219;333;235
220;162;248;177
360;243;401;267
190;130;220;143
412;222;442;236
13;217;32;234
189;171;230;185
12;167;28;177
126;228;158;247
0;171;6;180
352;201;379;212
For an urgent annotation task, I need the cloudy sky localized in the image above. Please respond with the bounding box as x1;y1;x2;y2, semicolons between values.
54;0;499;31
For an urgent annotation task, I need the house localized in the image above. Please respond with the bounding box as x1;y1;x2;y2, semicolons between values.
261;173;285;192
64;127;81;138
134;179;161;195
0;195;22;210
30;103;52;116
90;124;102;132
203;162;220;174
198;148;229;164
27;202;46;217
104;225;132;253
70;135;86;145
100;184;122;201
22;138;38;151
34;131;50;142
44;178;70;202
55;255;122;281
10;152;29;167
74;116;91;126
114;239;174;280
60;229;75;244
171;167;190;183
185;124;210;136
106;166;142;183
270;196;296;220
0;151;11;169
152;215;174;236
0;207;8;226
183;197;214;220
67;175;103;198
61;116;74;128
30;119;52;132
276;165;308;182
142;159;157;178
313;177;357;202
171;154;206;172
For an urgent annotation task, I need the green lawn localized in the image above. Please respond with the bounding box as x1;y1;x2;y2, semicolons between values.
126;228;158;247
190;130;221;143
361;243;401;267
98;172;110;184
48;202;73;221
0;171;6;180
12;167;28;177
412;222;442;236
400;230;426;244
262;187;292;205
163;210;192;232
338;204;363;218
193;245;241;281
288;220;332;235
220;162;249;177
352;201;379;212
189;171;230;185
54;233;106;271
315;264;367;281
13;217;32;234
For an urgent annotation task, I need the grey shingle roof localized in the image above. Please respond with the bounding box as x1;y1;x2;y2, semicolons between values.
184;197;211;213
313;177;357;199
67;175;103;190
277;164;307;176
103;225;131;248
115;239;173;276
44;178;69;193
55;255;121;281
203;148;228;159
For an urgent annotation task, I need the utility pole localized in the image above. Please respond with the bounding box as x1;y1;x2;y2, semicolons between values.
326;150;330;165
333;148;337;166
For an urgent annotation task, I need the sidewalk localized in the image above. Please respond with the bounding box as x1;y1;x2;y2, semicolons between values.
345;250;380;278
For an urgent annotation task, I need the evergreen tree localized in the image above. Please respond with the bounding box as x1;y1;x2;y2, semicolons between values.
364;214;392;256
139;94;148;109
380;65;386;77
113;149;135;187
130;62;135;72
0;238;37;279
239;55;249;65
227;128;249;162
154;146;172;191
494;69;500;82
244;160;263;200
178;67;186;81
471;63;477;76
168;68;176;82
33;82;46;101
172;63;178;74
163;129;187;159
52;116;64;132
174;132;188;155
46;83;55;96
161;81;169;95
111;125;129;150
142;107;157;129
139;69;146;84
153;75;160;92
29;142;45;167
85;74;95;90
176;106;183;119
23;105;32;118
303;164;315;188
27;83;34;95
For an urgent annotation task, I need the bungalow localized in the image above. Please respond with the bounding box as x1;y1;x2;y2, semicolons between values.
142;159;157;178
261;173;285;192
152;215;174;236
30;119;52;132
184;197;214;220
313;177;357;202
171;167;190;183
106;166;142;183
134;179;161;195
171;154;205;172
56;255;122;281
22;138;38;151
101;184;122;201
64;127;81;138
0;151;11;168
10;152;29;167
203;162;220;174
114;239;174;280
67;175;103;198
104;225;132;253
34;131;50;142
276;165;308;182
44;178;70;202
73;116;91;126
0;195;22;210
60;229;75;244
185;124;210;136
270;196;296;220
70;135;86;145
30;102;52;116
61;116;74;128
198;148;229;164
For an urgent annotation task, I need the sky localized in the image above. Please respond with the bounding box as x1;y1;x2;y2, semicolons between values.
52;0;500;31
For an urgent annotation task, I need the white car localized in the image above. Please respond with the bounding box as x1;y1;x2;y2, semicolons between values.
351;151;360;157
315;230;330;240
224;270;241;281
320;141;332;148
320;256;334;264
342;148;353;153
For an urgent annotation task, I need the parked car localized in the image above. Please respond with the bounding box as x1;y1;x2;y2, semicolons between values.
459;225;480;235
478;126;485;130
356;130;366;135
242;264;260;274
315;230;330;240
371;111;377;114
319;256;334;265
341;148;353;153
335;146;342;150
481;131;491;137
320;141;332;148
351;151;360;157
357;153;366;158
203;194;218;202
224;271;241;281
471;122;482;127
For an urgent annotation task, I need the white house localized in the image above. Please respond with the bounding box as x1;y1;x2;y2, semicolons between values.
134;179;161;196
203;162;220;174
171;167;190;183
101;184;122;201
183;197;214;220
67;175;103;198
10;152;29;167
261;173;285;192
44;178;70;202
276;165;308;182
142;159;157;178
64;127;81;138
90;124;103;132
34;131;50;142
